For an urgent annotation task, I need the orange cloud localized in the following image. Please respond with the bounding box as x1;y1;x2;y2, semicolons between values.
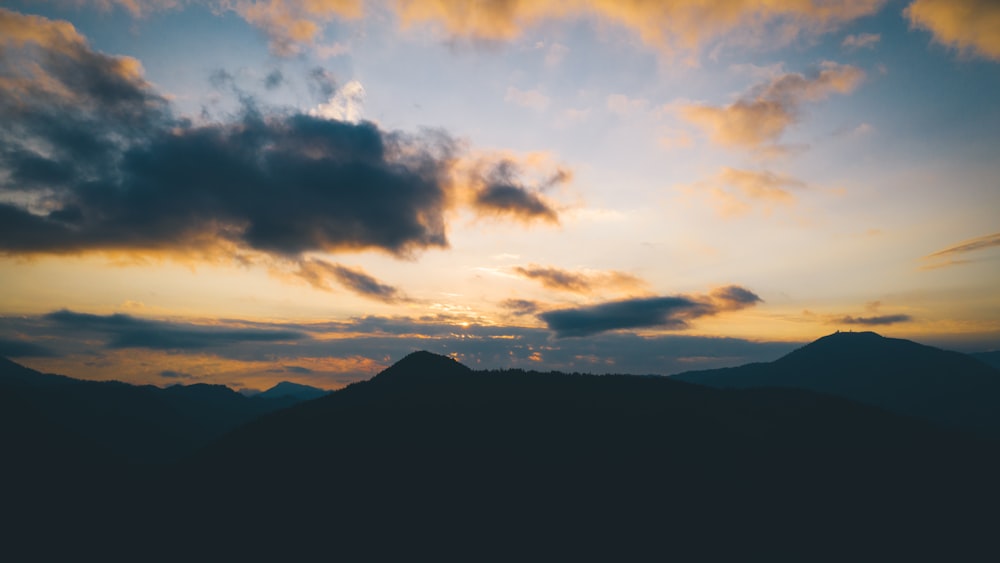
286;258;409;303
60;1;889;58
687;167;805;217
0;7;152;103
680;62;865;151
922;232;1000;269
395;0;885;58
229;0;364;55
20;348;378;390
505;86;551;111
905;0;1000;61
75;0;182;18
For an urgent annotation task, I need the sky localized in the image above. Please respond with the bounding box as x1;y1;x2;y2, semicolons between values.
1;0;998;391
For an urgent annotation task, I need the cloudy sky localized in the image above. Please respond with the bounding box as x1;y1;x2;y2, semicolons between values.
1;0;998;390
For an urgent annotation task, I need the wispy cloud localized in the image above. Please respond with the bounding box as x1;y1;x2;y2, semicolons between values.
505;86;551;111
42;310;307;350
512;265;645;294
160;370;195;379
842;32;881;50
606;94;649;116
682;167;806;217
923;232;1000;269
679;62;864;152
289;259;408;303
226;0;363;56
392;0;884;59
499;299;541;316
61;1;885;60
834;314;913;326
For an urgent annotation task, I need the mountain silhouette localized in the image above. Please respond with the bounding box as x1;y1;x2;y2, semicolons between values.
973;350;1000;371
374;349;471;379
673;331;1000;437
6;349;1000;560
256;380;330;401
0;356;317;464
157;350;1000;560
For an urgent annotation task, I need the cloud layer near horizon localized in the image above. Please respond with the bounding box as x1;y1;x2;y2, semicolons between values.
0;309;800;387
540;286;762;337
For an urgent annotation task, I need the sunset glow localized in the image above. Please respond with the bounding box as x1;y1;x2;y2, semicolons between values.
1;0;998;390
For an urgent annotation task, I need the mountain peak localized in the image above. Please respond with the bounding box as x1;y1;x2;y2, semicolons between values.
675;330;1000;437
773;330;936;370
822;330;882;338
372;351;471;384
258;381;328;401
816;330;884;343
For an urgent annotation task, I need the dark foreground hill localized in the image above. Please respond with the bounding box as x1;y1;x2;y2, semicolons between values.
973;350;1000;371
6;350;1000;560
149;354;1000;559
673;331;1000;438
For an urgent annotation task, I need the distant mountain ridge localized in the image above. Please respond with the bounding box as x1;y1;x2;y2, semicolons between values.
256;380;329;400
0;357;323;464
673;331;1000;437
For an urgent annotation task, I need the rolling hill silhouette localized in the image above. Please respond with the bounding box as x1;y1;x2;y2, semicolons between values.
5;349;1000;560
673;331;1000;437
150;350;999;560
0;357;319;464
973;350;1000;371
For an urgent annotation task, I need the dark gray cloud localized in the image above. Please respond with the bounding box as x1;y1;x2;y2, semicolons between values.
292;259;406;302
710;285;763;309
160;370;195;379
541;296;698;337
500;299;540;316
836;314;912;326
472;160;559;223
264;69;284;90
264;365;314;374
1;13;565;266
308;67;338;100
0;12;448;260
0;338;58;358
539;286;762;337
42;310;307;350
513;266;590;292
512;264;644;294
209;68;235;90
0;110;455;257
